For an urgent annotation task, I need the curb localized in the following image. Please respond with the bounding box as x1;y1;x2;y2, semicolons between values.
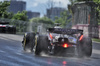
92;41;100;44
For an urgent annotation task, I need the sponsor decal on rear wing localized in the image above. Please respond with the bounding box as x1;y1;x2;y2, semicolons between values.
48;28;83;35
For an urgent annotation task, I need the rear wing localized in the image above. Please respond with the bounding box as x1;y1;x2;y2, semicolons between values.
48;28;83;35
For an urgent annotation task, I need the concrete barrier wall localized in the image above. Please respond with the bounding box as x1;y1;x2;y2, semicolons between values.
72;24;100;38
99;26;100;38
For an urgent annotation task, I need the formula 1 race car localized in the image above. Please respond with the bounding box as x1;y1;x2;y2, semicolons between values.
0;22;16;34
22;28;92;57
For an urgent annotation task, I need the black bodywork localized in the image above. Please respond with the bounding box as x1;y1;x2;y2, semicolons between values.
48;28;83;35
47;28;83;55
0;22;16;34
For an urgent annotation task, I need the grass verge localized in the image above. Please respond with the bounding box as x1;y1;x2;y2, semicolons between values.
92;38;100;42
16;32;25;35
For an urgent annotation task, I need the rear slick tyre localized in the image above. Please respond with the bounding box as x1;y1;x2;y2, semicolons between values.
77;37;92;57
35;35;48;55
23;32;35;52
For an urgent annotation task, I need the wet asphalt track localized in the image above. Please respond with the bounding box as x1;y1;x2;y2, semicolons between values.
0;34;100;66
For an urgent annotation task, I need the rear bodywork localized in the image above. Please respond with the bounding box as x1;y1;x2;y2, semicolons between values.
47;28;83;54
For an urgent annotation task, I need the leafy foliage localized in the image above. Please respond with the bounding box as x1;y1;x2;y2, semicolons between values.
2;11;14;19
69;0;100;24
76;0;93;2
55;10;71;27
93;0;100;23
12;11;28;21
0;1;28;21
30;17;54;24
0;1;10;17
69;0;93;4
68;0;93;12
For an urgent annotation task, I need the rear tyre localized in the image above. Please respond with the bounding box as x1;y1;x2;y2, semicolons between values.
35;35;48;55
77;37;92;57
23;32;35;52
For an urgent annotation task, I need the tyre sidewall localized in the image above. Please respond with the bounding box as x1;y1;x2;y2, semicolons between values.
77;37;92;57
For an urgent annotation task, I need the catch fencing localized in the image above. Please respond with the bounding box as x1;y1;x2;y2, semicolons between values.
0;18;53;34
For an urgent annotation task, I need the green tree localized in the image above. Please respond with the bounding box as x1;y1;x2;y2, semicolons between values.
76;0;93;2
68;0;93;12
0;1;10;17
2;11;14;19
39;17;54;24
30;17;39;23
93;0;100;24
55;10;71;27
69;0;93;3
7;12;14;19
30;17;54;24
69;0;76;5
30;17;54;32
55;17;64;27
12;11;28;21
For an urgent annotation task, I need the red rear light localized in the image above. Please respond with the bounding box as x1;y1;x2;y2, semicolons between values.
63;43;68;48
49;34;53;39
79;35;83;41
62;61;67;65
